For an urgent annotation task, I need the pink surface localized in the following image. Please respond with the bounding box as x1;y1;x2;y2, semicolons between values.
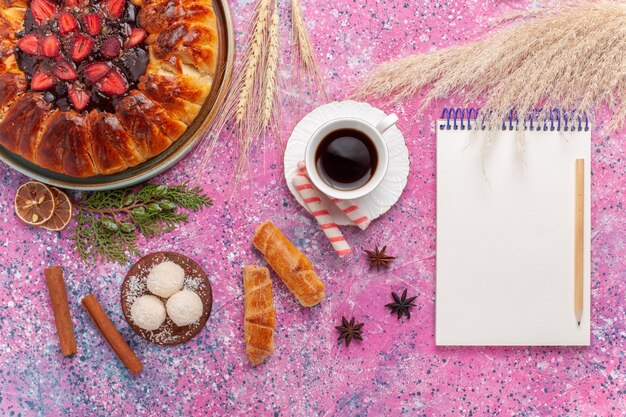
1;0;625;415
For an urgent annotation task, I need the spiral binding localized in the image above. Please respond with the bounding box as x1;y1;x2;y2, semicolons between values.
439;108;589;132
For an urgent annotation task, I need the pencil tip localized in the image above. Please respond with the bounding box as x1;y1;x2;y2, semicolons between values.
578;321;581;326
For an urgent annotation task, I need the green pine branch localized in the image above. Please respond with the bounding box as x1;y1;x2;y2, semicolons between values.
69;183;212;264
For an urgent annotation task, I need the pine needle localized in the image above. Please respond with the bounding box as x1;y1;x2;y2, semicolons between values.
354;0;626;131
69;184;212;265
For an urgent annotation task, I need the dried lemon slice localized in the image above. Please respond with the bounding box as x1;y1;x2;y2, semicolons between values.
14;181;56;226
41;188;73;232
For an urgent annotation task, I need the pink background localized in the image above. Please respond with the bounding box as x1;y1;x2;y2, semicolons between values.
1;0;625;415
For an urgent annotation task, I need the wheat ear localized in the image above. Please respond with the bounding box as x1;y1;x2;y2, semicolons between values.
259;6;280;132
291;0;314;73
291;0;327;99
195;0;272;182
235;0;272;126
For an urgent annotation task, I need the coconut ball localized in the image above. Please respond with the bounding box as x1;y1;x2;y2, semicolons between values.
147;261;184;298
166;290;203;327
131;295;166;331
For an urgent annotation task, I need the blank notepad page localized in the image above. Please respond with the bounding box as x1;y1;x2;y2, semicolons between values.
435;125;591;346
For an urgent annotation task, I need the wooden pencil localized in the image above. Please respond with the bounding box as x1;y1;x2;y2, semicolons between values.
575;159;584;326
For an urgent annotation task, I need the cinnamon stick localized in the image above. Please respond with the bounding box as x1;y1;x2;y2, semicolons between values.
81;293;143;375
44;266;77;356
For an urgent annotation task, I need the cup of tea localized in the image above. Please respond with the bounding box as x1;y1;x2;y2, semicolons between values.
304;113;398;200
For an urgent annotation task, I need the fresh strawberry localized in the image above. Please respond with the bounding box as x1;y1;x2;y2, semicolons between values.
30;71;54;91
83;62;110;84
65;0;78;6
68;85;90;110
125;28;146;48
52;60;77;81
99;68;127;96
71;35;92;61
101;36;121;58
83;13;100;36
17;34;39;55
30;0;57;24
103;0;125;19
58;12;79;35
40;34;60;57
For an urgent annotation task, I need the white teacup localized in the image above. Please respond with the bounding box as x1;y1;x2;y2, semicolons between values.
304;114;398;200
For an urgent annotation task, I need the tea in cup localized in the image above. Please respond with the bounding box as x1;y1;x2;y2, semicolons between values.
304;114;398;200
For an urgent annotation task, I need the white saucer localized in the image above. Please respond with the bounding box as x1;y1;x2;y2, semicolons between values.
284;100;410;226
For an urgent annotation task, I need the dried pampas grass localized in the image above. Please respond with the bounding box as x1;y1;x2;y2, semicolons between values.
354;1;626;131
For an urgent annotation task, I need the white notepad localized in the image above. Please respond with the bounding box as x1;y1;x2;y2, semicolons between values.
436;119;591;346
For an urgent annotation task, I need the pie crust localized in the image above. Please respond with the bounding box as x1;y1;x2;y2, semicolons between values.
0;0;217;176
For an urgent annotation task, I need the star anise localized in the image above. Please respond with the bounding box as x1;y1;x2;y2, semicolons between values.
385;288;417;320
364;245;396;271
335;316;364;347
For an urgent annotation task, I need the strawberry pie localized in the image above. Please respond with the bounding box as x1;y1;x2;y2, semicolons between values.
0;0;217;176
